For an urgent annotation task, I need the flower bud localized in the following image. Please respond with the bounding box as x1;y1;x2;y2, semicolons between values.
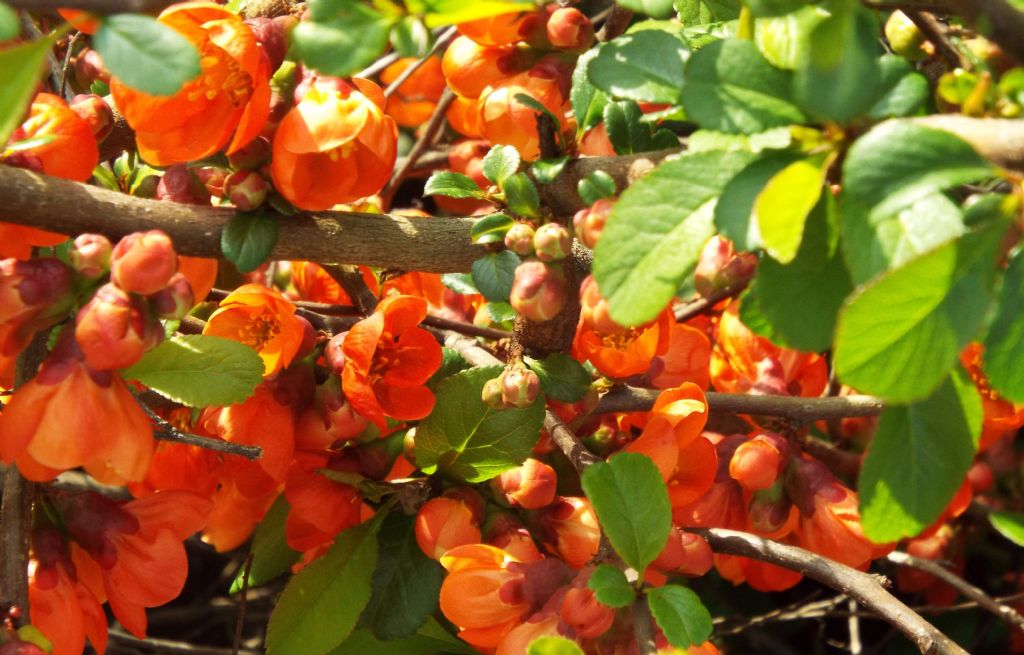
694;235;757;298
546;8;594;51
578;274;623;335
75;283;159;370
884;11;926;61
500;366;541;408
110;230;178;295
482;375;507;409
156;165;212;206
225;169;268;211
560;586;614;639
538;496;600;569
493;458;556;509
245;16;288;72
69;94;113;141
484;512;543;561
510;259;567;322
0;258;73;355
227;135;272;171
68;234;112;280
967;461;995;494
729;432;789;491
748;484;794;536
533;223;572;262
315;377;370;442
149;272;194;320
415;496;483;560
72;49;109;89
651;527;713;576
504;222;536;256
572;198;612;250
356;429;405;480
324;332;347;376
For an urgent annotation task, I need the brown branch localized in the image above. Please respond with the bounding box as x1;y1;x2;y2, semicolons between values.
692;528;970;655
596;5;633;42
134;392;264;460
673;277;752;323
323;264;378;313
108;630;261;655
886;551;1024;634
904;11;969;69
9;0;177;13
382;26;457;100
545;410;602;470
632;595;658;655
382;87;457;203
595;386;886;422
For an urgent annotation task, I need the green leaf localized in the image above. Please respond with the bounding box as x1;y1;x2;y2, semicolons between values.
389;16;432;57
588;564;636;608
588;30;690;104
680;39;805;134
525;354;592;403
714;151;801;251
487;301;517;323
266;520;380;655
867;55;929;119
745;0;806;16
528;636;585;655
578;170;617;207
221;210;280;274
618;0;676;18
331;618;477;655
230;495;299;594
581;452;671;572
754;195;851;352
441;272;479;295
603;99;679;155
859;369;982;542
503;172;541;218
471;213;516;245
571;49;609;135
984;248;1024;402
359;513;443;640
94;15;200;96
531;157;571;184
0;38;52;145
292;1;392;77
0;2;17;41
594;150;756;325
483;145;521;187
471;251;520;303
647;585;713;649
675;0;741;25
405;0;534;27
754;6;828;69
415;367;545;482
834;222;1006;403
738;285;791;348
424;171;485;199
989;511;1024;548
123;335;264;407
792;0;883;123
427;347;471;388
756;152;829;263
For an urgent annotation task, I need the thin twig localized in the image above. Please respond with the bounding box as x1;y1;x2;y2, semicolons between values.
382;26;457;99
382;88;457;204
596;4;633;42
545;410;602;470
849;599;863;655
232;553;254;655
673;277;752;323
886;551;1024;634
60;32;83;101
133;393;264;460
904;11;970;69
324;264;379;313
108;630;261;655
632;595;658;655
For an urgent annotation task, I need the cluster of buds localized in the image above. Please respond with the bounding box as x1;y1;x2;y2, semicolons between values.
75;230;193;371
510;258;568;323
572;198;613;250
156;136;272;211
68;94;114;143
482;363;541;409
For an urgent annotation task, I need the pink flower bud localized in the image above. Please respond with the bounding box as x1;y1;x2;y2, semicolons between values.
149;272;194;320
546;8;594;51
0;258;73;355
324;332;348;376
493;458;557;509
510;259;567;323
72;49;109;89
192;165;230;198
75;283;159;370
156;165;212;205
482;375;507;409
110;230;178;295
504;222;536;256
501;366;541;408
729;432;789;491
315;377;370;442
538;496;600;569
694;235;757;298
225;170;268;211
227;135;272;171
532;223;572;262
245;16;288;72
573;199;612;250
69;94;114;141
69;234;112;279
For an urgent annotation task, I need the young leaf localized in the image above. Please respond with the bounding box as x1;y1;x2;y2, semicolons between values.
291;1;392;77
229;495;299;594
0;38;53;145
487;301;517;323
525;354;592;403
503;172;541;218
676;0;741;24
93;15;200;96
680;39;805;134
471;213;516;245
754;6;828;69
266;520;381;655
359;513;444;640
581;452;671;572
221;210;280;274
482;145;521;187
577;170;617;207
527;637;585;655
415;367;546;483
424;171;485;199
531;157;571;184
989;511;1024;548
983;248;1024;402
859;369;982;542
0;2;17;40
603;100;679;155
834;221;1005;403
588;30;690;104
588;564;636;608
646;585;713;649
122;335;264;407
593;150;756;326
471;251;520;302
756;152;830;263
714;151;802;252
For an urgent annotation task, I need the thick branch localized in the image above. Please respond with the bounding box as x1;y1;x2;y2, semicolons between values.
692;528;969;655
595;386;885;422
903;115;1024;171
535;149;678;216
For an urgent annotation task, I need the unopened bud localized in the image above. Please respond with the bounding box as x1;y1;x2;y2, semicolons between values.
69;234;111;280
324;332;348;376
225;170;268;211
492;457;556;509
69;94;113;141
694;235;757;298
748;484;794;536
75;283;159;370
501;366;540;408
504;222;536;256
546;7;594;51
415;496;483;561
729;433;789;491
72;49;109;89
578;274;623;335
149;272;194;320
110;230;178;295
227;135;272;171
884;11;926;61
560;586;614;639
156;165;212;206
532;223;572;262
573;198;612;250
510;259;567;322
245;17;288;72
482;376;507;409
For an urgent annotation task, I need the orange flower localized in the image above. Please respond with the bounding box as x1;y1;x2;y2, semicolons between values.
0;333;153;484
478;60;570;160
0;223;67;260
380;56;446;127
271;77;397;211
650;323;712;390
59;9;100;34
961;342;1024;450
341;295;442;430
4;93;98;181
284;452;364;554
537;496;600;569
177;255;218;302
290;261;379;305
110;2;270;166
201;477;277;552
457;11;536;46
416;496;483;560
203;283;304;377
